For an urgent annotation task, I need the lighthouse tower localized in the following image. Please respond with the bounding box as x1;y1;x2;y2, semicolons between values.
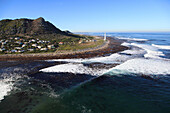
104;33;107;41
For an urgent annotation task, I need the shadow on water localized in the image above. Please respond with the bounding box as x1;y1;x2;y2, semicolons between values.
31;75;169;113
29;72;95;93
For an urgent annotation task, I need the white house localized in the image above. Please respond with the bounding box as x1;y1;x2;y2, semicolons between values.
15;47;22;50
22;44;26;47
31;39;36;42
41;48;48;51
28;49;34;51
0;48;6;51
15;37;20;40
32;44;37;47
48;45;55;49
11;50;17;53
37;46;41;49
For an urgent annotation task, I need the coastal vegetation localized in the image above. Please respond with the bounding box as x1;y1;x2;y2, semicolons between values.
0;35;103;54
57;39;103;51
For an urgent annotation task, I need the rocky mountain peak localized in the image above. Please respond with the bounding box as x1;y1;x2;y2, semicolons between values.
34;17;45;23
0;17;64;37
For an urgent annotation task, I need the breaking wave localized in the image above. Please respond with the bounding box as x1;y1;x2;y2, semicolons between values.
121;42;167;59
115;36;148;41
105;58;170;76
152;44;170;50
40;63;107;76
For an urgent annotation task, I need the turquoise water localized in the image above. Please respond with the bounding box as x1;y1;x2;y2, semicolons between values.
0;32;170;113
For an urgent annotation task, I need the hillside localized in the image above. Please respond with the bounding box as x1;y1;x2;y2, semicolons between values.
0;17;80;39
0;17;105;54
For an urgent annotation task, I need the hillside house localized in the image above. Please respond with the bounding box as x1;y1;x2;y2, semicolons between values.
37;46;41;49
59;42;63;45
32;44;37;47
41;48;48;51
48;45;55;49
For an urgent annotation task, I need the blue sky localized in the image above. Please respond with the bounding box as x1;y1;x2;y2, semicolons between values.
0;0;170;32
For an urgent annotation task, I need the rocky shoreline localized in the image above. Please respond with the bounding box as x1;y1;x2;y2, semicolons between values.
0;37;128;61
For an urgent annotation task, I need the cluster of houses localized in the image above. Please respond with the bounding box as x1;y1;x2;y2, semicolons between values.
0;37;58;53
0;36;97;54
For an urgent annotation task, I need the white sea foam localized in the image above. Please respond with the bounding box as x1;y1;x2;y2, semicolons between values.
40;63;107;76
0;78;13;101
121;42;132;47
84;44;147;63
116;37;148;41
86;53;134;63
121;41;168;59
47;54;124;64
129;43;165;59
105;58;170;76
120;48;146;56
46;58;85;63
0;67;29;101
152;44;170;50
41;49;146;76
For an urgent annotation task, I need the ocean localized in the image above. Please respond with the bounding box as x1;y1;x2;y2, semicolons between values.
0;32;170;113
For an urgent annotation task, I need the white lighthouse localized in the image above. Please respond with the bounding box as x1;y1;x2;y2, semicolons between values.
104;33;107;41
